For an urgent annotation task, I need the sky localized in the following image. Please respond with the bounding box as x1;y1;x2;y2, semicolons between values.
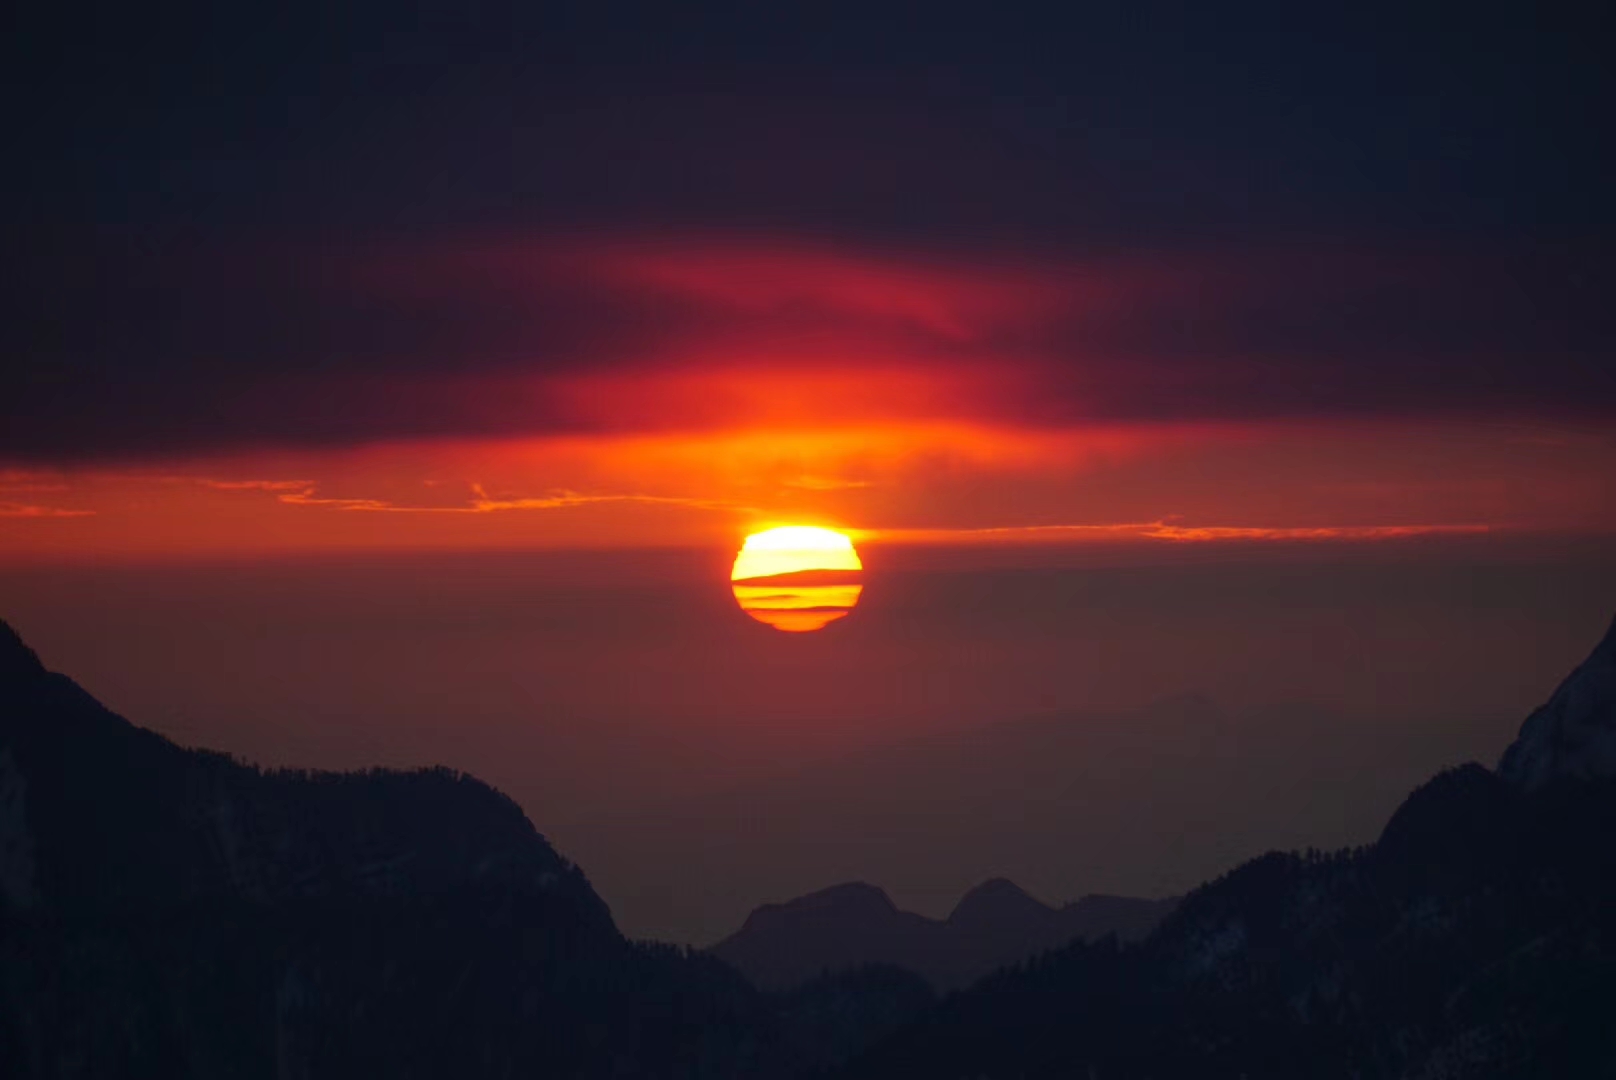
4;2;1614;940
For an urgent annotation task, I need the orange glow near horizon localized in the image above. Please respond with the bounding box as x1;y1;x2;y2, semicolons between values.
6;234;1614;566
1;415;1613;565
731;526;864;632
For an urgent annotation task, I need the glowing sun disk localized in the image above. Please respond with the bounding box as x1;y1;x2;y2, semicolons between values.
730;526;862;581
730;526;863;632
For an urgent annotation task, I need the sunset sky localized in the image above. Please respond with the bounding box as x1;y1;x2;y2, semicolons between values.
5;3;1614;941
5;226;1613;557
8;4;1613;561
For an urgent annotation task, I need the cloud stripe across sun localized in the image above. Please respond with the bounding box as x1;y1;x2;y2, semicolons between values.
731;527;864;632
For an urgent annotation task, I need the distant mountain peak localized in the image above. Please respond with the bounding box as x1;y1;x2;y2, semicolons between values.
1497;613;1616;791
0;619;46;686
744;881;898;927
956;876;1037;903
947;878;1054;930
715;877;1174;991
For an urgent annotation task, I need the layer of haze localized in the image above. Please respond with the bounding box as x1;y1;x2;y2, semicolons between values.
5;535;1613;943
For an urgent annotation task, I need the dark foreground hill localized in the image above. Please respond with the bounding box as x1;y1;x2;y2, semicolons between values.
844;617;1616;1077
711;878;1174;990
0;621;928;1077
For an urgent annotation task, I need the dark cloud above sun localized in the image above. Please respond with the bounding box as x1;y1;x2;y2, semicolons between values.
4;233;1612;461
5;2;1612;464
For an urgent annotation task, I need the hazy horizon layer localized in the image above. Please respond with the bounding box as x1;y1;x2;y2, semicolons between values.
5;534;1613;942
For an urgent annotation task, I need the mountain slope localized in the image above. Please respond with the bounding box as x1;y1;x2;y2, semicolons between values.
1498;614;1616;789
0;619;884;1078
844;614;1616;1078
0;619;605;919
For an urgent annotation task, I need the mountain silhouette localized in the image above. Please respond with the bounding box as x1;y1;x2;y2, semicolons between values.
0;619;921;1077
711;877;1173;989
845;612;1616;1077
589;687;1480;945
1498;613;1616;789
6;612;1616;1076
0;619;606;919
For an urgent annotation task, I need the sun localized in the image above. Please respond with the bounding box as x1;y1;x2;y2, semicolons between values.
730;526;863;632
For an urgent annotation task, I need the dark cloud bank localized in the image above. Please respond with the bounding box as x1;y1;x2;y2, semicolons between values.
5;1;1611;460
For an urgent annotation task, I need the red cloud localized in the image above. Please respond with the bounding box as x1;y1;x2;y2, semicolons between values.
3;231;1610;463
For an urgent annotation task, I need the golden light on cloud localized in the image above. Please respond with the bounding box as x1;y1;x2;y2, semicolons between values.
730;526;863;632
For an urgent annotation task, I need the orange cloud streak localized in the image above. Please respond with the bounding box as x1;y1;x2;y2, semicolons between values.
0;414;1611;563
869;521;1495;545
0;504;96;519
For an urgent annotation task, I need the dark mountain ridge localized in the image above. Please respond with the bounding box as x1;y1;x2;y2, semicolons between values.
6;613;1616;1076
845;613;1616;1077
711;876;1174;990
0;619;603;920
0;620;923;1077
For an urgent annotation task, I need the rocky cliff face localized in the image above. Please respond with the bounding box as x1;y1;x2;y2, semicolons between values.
1498;616;1616;790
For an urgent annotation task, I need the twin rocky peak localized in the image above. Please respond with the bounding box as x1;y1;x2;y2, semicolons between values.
717;611;1616;990
711;878;1176;990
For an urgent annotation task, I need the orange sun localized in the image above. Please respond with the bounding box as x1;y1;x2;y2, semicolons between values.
730;526;863;632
